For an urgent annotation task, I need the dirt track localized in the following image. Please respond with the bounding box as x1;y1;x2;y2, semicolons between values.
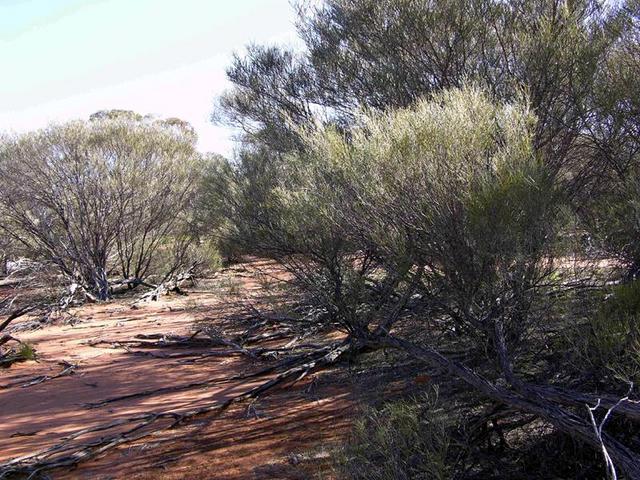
0;261;352;479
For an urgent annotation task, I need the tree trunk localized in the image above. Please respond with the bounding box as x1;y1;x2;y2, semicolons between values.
91;267;110;301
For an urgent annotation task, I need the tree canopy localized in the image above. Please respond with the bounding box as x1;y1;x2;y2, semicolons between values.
0;112;202;300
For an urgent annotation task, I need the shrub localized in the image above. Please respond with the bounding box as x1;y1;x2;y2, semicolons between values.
572;281;640;384
288;86;558;346
0;112;202;300
334;390;451;480
586;171;640;278
18;343;36;361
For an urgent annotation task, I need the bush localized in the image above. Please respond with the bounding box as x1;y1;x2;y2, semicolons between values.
18;343;37;361
586;171;640;277
293;86;557;344
572;281;640;384
0;112;202;300
334;389;451;480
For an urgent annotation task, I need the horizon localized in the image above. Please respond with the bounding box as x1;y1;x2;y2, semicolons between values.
0;0;299;158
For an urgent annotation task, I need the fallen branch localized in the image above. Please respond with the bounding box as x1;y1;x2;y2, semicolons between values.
374;334;640;480
86;329;297;361
0;304;40;333
0;340;352;478
530;384;640;423
0;334;32;368
84;344;338;409
132;266;197;304
0;361;76;390
586;384;634;480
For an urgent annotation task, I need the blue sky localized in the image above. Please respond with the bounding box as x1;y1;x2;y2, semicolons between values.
0;0;299;156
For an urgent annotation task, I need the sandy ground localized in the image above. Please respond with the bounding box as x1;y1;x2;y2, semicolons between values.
0;260;353;479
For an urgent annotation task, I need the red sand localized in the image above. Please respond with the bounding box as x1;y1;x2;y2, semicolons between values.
0;261;352;479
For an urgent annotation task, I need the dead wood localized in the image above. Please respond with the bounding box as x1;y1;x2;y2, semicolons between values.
529;384;640;423
0;361;76;390
127;349;248;360
0;341;352;479
86;326;303;361
0;334;19;348
0;354;26;368
85;333;254;356
108;278;157;295
0;304;40;333
84;343;339;409
85;334;222;349
375;334;640;480
132;266;196;304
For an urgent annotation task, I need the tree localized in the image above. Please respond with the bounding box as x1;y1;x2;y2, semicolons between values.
216;85;640;477
209;1;640;475
218;1;630;175
0;112;201;300
575;1;640;275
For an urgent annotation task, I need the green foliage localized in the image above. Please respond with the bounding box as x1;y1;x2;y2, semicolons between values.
334;390;451;480
587;171;640;275
219;0;630;172
206;0;640;476
18;343;36;361
0;112;202;299
196;239;224;272
603;280;640;316
219;85;559;343
577;281;640;383
294;87;556;335
216;46;313;153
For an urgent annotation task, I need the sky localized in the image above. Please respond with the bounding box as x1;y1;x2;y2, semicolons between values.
0;0;300;156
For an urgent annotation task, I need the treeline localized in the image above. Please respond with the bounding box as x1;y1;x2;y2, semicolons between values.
1;0;640;477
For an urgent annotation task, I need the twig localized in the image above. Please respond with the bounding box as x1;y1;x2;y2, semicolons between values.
0;341;352;478
586;383;634;480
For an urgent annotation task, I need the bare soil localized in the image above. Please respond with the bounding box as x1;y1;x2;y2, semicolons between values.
0;260;353;479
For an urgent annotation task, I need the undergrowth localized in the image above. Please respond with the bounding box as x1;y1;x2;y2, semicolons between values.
333;387;452;480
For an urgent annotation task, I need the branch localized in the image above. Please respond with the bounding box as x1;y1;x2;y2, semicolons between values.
586;383;634;480
0;304;40;333
374;334;640;480
0;340;355;478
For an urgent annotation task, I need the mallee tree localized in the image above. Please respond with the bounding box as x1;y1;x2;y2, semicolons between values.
0;111;202;300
